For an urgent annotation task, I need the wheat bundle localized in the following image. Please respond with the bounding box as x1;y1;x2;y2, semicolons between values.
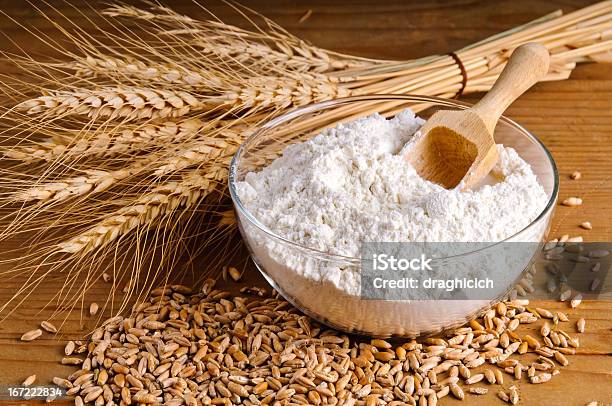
0;1;610;319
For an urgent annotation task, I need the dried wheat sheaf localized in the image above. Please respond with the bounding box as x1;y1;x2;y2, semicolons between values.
0;2;610;320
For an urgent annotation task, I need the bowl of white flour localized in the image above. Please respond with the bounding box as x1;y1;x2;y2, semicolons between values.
229;95;558;337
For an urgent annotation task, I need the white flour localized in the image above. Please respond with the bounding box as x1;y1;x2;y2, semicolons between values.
237;109;547;256
235;109;550;335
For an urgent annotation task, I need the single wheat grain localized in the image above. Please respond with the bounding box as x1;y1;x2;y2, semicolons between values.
40;321;57;333
21;329;43;341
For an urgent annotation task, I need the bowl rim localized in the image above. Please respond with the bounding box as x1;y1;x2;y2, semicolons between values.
228;94;559;263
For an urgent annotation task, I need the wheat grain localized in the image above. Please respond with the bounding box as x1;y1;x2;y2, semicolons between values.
543;239;558;251
570;171;582;180
498;390;510;403
22;375;36;386
484;369;496;384
52;377;72;388
536;307;554;318
589;250;610;258
468;387;488;395
562;197;583;206
65;341;75;356
228;267;242;282
57;282;572;405
508;386;519;405
558;311;570;322
61;357;83;365
571;294;583;308
530;373;552;384
560;289;572;301
577;318;586;333
450;383;464;400
554;351;569;366
89;303;99;316
21;329;43;341
40;320;57;333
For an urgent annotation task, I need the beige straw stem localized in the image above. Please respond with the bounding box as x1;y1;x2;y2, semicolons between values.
355;56;488;94
338;56;454;81
459;2;612;58
576;11;612;28
533;22;612;47
552;39;612;61
333;54;446;78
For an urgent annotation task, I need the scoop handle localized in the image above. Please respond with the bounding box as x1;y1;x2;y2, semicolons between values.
471;43;550;133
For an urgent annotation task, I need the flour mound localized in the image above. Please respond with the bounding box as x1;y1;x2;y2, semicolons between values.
236;109;548;258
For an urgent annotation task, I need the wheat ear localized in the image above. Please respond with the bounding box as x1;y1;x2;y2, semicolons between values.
56;168;224;255
153;129;245;176
16;87;202;121
221;75;351;110
15;74;347;120
102;4;376;72
66;55;214;88
12;155;156;204
4;118;207;162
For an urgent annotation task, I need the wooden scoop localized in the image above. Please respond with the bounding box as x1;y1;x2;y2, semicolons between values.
405;43;550;190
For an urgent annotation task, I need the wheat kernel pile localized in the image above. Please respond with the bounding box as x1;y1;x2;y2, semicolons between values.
56;280;580;406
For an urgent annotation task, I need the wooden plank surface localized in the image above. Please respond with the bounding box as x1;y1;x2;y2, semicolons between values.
0;0;611;405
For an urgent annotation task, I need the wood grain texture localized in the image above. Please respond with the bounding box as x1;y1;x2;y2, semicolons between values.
0;0;610;405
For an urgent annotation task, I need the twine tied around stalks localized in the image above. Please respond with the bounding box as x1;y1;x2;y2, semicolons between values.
448;52;469;98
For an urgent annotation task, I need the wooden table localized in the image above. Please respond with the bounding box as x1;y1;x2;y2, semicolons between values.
0;1;610;405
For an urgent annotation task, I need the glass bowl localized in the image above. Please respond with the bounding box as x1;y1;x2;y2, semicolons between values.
229;95;558;338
